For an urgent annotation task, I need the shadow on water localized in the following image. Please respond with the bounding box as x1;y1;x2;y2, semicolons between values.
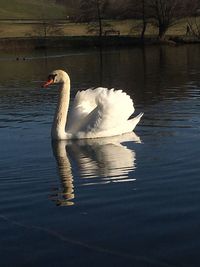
51;132;141;206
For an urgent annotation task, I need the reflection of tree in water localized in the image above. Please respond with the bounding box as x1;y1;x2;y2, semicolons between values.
127;46;195;104
50;133;141;206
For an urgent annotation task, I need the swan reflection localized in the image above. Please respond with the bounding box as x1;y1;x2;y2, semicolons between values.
51;132;141;206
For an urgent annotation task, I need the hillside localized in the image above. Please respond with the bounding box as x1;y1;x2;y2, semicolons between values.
0;0;72;19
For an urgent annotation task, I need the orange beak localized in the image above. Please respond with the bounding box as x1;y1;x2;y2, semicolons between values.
42;78;54;88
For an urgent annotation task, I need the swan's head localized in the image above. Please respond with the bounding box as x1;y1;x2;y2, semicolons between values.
43;70;70;88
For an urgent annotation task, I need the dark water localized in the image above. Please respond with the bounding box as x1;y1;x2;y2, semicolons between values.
0;45;200;267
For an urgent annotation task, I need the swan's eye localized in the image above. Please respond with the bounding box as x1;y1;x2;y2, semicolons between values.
48;74;57;82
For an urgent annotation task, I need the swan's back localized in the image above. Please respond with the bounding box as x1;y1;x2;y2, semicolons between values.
67;87;142;139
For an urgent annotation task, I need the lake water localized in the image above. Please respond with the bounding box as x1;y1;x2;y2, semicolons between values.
0;45;200;267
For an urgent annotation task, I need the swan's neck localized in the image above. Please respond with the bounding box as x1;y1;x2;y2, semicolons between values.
51;81;70;140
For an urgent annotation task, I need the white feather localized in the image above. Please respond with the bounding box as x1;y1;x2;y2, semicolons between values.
66;87;142;139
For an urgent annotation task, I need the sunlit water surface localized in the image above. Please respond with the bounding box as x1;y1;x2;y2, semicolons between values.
0;46;200;267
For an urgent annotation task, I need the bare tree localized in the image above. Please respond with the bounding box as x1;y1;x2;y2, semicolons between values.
31;20;64;37
149;0;183;40
77;0;109;37
140;0;147;39
123;0;151;39
135;0;150;39
121;0;195;39
96;0;103;37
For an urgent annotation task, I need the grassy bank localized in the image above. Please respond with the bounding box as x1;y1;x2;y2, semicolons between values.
0;36;155;51
0;18;200;51
1;1;200;42
0;19;190;38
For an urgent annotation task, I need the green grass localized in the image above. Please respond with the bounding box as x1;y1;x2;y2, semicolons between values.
0;19;189;38
0;0;68;19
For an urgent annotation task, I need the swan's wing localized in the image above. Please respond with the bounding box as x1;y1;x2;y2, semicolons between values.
75;88;135;138
91;88;135;130
66;87;105;133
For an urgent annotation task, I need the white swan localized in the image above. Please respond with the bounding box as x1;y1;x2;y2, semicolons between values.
43;69;143;140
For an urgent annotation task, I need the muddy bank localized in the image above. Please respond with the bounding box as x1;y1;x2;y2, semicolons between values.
0;35;199;51
0;36;164;50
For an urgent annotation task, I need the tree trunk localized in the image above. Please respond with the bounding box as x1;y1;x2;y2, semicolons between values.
96;0;103;37
158;24;167;40
141;21;147;40
140;0;147;40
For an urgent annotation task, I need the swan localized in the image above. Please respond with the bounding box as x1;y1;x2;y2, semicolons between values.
43;69;143;140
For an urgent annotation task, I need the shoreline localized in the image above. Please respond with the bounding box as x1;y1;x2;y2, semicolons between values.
0;35;200;51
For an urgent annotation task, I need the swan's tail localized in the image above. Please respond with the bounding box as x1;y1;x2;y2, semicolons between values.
135;112;144;120
129;112;144;131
